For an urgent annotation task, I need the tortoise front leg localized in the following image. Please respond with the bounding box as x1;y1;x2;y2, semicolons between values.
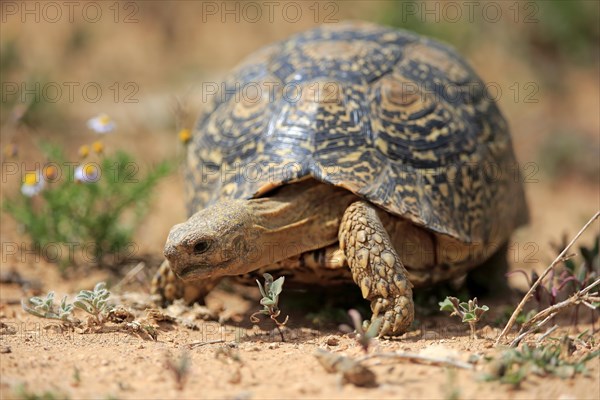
339;201;414;336
151;260;218;306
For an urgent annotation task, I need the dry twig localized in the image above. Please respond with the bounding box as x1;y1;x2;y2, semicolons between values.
509;278;600;347
357;351;475;370
187;339;226;349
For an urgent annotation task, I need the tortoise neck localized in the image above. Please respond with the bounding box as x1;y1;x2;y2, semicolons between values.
247;180;356;268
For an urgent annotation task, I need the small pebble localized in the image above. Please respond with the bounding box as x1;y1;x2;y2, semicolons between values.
326;336;340;346
0;346;11;354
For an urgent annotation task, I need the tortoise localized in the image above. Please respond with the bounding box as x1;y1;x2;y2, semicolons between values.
152;21;528;336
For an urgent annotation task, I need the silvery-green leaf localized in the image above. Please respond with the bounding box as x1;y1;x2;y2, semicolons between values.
462;312;476;322
348;309;363;332
22;300;46;318
256;279;267;299
73;300;94;314
260;298;275;306
269;277;285;297
262;273;274;292
439;298;456;312
262;273;274;284
475;305;489;318
94;282;107;292
28;297;45;306
365;317;383;338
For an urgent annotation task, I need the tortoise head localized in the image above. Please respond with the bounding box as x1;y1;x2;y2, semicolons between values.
163;199;260;281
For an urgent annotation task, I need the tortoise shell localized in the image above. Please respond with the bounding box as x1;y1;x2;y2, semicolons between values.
185;21;528;247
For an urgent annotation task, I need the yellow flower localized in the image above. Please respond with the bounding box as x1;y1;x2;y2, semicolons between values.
79;145;90;158
43;165;59;181
178;128;191;144
23;172;38;186
92;140;104;154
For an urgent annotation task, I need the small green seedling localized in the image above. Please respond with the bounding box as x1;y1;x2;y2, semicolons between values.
21;291;74;322
165;350;191;391
73;282;111;324
439;296;489;338
342;309;382;353
215;345;245;384
13;384;69;400
250;273;289;341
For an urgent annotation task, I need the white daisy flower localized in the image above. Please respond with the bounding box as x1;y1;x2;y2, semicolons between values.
74;163;101;183
21;171;45;197
87;113;115;134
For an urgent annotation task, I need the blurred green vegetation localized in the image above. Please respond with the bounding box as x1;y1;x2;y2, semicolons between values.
380;0;599;66
538;131;600;182
3;144;172;272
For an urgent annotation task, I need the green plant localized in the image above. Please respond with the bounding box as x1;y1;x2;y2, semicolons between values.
73;282;111;324
483;342;599;387
21;291;74;322
439;296;489;338
13;384;69;400
250;273;289;341
340;309;382;353
22;282;113;325
165;350;191;391
3;143;171;271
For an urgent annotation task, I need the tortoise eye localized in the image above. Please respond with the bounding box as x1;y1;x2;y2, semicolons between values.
193;240;211;255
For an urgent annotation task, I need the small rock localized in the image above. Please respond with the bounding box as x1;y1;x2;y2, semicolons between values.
101;360;109;366
326;336;340;346
0;346;11;354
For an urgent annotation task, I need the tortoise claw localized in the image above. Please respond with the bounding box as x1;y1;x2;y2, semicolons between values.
371;295;414;337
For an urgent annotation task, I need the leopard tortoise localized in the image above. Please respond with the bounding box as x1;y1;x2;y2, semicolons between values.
152;21;528;336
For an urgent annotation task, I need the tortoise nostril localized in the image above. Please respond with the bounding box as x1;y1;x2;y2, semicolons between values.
163;243;177;260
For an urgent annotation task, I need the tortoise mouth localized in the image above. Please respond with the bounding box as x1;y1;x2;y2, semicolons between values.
175;261;231;281
176;264;211;281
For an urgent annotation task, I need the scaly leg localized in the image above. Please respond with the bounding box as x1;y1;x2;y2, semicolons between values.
151;260;217;306
339;201;414;336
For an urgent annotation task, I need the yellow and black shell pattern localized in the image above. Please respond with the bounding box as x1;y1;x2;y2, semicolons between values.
185;21;528;246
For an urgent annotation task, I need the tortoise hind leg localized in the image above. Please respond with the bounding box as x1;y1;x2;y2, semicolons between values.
151;260;217;306
339;201;414;336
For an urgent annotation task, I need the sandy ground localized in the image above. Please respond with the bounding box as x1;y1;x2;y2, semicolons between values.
1;1;599;399
0;260;599;400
